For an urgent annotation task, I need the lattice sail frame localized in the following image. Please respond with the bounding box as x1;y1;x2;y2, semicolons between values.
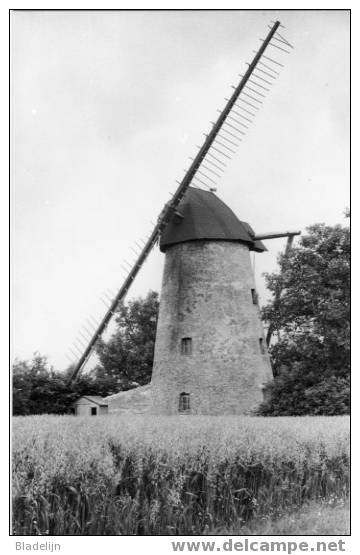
67;20;294;384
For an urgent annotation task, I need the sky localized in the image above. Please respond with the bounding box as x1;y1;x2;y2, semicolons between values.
11;9;350;371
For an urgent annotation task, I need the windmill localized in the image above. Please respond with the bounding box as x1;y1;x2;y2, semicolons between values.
67;20;299;413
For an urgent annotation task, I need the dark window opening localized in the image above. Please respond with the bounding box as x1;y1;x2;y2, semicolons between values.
179;392;190;412
251;288;258;305
91;407;97;416
259;338;266;355
181;337;192;355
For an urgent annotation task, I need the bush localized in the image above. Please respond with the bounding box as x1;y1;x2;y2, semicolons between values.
258;369;349;416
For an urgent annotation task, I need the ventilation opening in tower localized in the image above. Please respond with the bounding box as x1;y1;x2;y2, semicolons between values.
181;337;192;355
259;338;266;355
179;392;190;413
251;288;258;305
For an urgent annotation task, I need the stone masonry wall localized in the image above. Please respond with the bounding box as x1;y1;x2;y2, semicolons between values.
151;240;273;415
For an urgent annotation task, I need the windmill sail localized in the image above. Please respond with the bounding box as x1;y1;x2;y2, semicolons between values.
67;19;293;384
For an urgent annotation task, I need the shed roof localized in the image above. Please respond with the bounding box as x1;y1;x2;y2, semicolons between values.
105;384;152;402
160;187;266;253
74;395;108;406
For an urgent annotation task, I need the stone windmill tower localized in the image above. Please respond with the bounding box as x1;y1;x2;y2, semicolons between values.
67;21;298;415
151;187;272;415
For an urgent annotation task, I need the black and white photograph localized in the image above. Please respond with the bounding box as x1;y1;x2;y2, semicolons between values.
11;8;350;541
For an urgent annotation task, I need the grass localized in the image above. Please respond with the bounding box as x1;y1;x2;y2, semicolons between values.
12;415;349;535
210;499;350;535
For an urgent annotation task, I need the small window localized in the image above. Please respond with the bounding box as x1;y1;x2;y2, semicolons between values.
91;407;97;416
181;337;192;355
179;392;190;412
259;338;266;355
251;288;258;305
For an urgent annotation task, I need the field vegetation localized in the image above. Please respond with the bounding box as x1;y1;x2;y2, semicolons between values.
211;500;350;535
12;415;349;535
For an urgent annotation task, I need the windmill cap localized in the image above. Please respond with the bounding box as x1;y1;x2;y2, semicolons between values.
160;187;267;253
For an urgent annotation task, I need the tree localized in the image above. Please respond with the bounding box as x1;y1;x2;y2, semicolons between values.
12;353;66;415
12;354;102;415
12;293;160;415
95;290;159;391
12;359;33;415
259;222;350;416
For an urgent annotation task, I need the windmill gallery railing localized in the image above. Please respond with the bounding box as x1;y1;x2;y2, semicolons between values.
67;20;295;384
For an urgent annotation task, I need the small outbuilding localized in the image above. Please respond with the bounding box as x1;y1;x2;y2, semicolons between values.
72;395;108;416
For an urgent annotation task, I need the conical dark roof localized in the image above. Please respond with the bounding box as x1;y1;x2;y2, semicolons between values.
160;187;266;253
